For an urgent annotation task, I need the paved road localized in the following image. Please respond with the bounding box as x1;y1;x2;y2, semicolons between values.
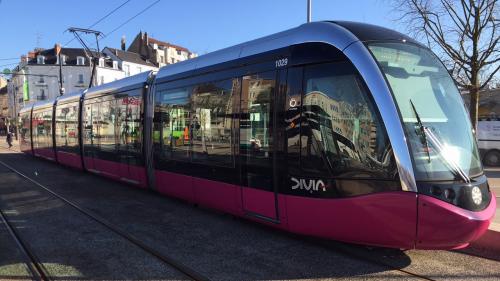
1;145;500;280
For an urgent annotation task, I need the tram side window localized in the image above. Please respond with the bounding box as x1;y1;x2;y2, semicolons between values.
55;104;79;153
31;112;41;149
19;112;31;149
33;110;52;150
191;79;235;166
154;87;193;162
240;72;275;191
82;102;98;157
99;99;117;159
301;62;396;179
128;95;142;157
118;93;143;165
285;67;303;174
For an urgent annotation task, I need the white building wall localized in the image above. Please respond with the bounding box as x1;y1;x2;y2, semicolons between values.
95;66;125;86
8;64;91;118
121;61;157;77
26;65;91;100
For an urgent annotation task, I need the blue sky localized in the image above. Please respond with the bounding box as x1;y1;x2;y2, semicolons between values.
0;0;397;68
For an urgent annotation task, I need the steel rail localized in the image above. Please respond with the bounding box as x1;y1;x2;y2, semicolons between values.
0;159;211;281
0;208;51;281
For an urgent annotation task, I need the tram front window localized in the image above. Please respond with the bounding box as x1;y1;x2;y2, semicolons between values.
368;42;482;181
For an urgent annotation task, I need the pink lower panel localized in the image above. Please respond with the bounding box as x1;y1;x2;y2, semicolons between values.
242;188;288;222
416;193;497;249
193;178;240;215
92;158;121;180
127;164;148;188
285;192;418;249
155;170;194;202
57;151;82;170
83;156;94;171
34;148;55;161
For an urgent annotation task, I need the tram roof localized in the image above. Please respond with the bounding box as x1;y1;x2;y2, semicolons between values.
31;98;57;112
19;104;33;114
155;21;420;82
84;71;152;100
56;89;86;105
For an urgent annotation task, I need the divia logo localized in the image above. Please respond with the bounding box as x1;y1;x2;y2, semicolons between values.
291;177;326;193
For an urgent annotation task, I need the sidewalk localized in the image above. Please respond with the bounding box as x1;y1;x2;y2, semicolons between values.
0;139;19;153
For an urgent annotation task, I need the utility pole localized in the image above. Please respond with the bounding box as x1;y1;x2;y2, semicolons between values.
307;0;312;23
56;43;64;96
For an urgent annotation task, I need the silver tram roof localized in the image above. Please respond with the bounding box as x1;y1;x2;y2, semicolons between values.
84;70;152;100
26;71;153;113
32;99;56;111
155;21;418;81
56;89;86;105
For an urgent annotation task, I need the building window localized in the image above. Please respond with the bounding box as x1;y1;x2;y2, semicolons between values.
78;74;84;84
124;65;130;77
171;58;175;64
77;56;85;66
160;55;164;63
61;55;67;65
38;89;46;100
177;50;181;55
37;55;45;64
38;76;45;83
112;61;118;69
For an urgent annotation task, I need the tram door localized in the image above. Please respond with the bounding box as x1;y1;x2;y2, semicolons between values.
239;69;284;223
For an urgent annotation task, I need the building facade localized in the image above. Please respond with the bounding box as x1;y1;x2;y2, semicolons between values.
0;77;8;134
102;47;158;78
7;46;93;118
127;32;197;67
8;34;196;119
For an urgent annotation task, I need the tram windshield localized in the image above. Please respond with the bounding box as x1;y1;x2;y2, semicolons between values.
368;42;482;181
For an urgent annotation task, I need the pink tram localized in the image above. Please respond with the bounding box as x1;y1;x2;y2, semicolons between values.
18;21;496;249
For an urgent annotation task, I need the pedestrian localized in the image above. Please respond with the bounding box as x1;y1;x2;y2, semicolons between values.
6;131;13;148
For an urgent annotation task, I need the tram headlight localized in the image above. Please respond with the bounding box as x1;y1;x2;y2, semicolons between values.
471;186;482;206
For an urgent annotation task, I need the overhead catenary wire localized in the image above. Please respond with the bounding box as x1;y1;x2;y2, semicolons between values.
0;62;19;68
63;0;131;47
100;0;161;42
0;57;19;61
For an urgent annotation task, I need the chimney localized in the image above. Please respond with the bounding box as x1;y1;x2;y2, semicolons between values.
121;36;126;51
55;43;61;56
145;32;149;46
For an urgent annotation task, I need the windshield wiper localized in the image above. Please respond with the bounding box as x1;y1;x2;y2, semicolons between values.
409;99;471;183
410;99;431;163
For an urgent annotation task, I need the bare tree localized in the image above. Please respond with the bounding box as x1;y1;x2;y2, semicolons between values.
393;0;499;130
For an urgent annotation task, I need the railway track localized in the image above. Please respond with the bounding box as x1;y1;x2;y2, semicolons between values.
0;154;434;281
0;207;51;281
1;147;498;280
0;159;210;281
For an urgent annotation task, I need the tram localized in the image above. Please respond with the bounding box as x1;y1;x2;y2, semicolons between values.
18;21;496;249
